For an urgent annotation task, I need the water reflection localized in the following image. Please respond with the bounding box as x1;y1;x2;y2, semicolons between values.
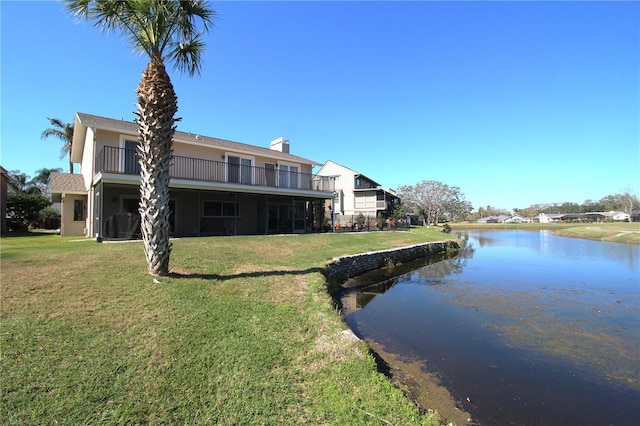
341;230;640;426
458;229;639;271
340;244;474;316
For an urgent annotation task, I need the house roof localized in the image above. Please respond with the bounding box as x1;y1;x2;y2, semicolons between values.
71;112;321;166
0;166;13;182
317;160;381;187
49;172;87;194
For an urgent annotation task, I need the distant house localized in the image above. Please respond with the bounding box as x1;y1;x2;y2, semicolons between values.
49;172;89;236
504;214;531;223
53;112;335;239
535;211;629;223
477;214;531;224
489;215;509;223
477;215;508;223
1;166;13;233
610;211;630;221
314;160;400;228
535;213;564;223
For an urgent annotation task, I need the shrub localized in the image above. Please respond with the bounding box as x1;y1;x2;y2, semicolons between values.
39;208;61;229
7;193;52;229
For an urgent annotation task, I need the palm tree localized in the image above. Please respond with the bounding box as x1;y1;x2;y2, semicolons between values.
66;0;216;276
31;167;63;196
41;118;75;174
7;171;40;194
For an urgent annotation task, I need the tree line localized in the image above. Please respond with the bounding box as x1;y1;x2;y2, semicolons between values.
396;179;637;224
512;190;639;219
4;168;62;230
4;115;76;230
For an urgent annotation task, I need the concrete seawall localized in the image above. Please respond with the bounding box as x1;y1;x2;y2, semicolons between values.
324;240;460;283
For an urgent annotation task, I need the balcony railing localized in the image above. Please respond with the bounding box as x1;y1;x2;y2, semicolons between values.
96;146;334;192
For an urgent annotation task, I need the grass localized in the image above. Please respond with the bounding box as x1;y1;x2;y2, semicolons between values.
1;228;451;425
551;222;640;244
450;221;640;244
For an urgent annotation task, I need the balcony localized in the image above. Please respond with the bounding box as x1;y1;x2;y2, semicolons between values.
96;146;334;193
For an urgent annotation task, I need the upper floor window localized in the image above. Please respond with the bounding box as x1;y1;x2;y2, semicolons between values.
279;164;299;188
227;155;253;184
120;137;140;174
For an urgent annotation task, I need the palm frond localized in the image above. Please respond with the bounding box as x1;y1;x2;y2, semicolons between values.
65;0;216;74
65;0;92;20
41;117;74;160
167;34;206;75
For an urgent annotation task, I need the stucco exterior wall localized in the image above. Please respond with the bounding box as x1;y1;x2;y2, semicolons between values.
0;172;8;233
81;127;96;189
60;193;88;236
316;161;356;215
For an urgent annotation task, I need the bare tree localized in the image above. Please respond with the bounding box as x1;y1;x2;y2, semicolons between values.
620;186;638;222
397;180;472;225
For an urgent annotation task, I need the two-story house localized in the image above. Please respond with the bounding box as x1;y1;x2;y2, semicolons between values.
1;166;13;233
315;160;400;228
50;112;335;239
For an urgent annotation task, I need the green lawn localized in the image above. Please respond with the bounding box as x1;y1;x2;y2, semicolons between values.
1;228;450;425
551;222;640;244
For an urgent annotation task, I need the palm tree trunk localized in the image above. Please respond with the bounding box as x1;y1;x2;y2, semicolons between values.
135;53;178;276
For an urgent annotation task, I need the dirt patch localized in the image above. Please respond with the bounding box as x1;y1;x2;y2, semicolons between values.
366;340;475;426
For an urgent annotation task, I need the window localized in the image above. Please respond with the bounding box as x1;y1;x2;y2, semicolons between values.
73;199;85;221
279;164;299;188
227;155;252;184
203;201;240;218
265;163;276;186
120;137;141;174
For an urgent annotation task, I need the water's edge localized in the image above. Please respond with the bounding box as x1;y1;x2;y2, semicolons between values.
325;241;475;425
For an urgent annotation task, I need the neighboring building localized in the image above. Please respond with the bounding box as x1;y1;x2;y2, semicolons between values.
56;112;335;239
504;214;531;223
477;215;510;223
535;212;630;223
315;160;400;228
49;172;89;236
1;166;12;233
610;211;630;221
535;213;565;223
477;215;531;224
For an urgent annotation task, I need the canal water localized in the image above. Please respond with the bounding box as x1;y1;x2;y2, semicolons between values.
340;230;640;425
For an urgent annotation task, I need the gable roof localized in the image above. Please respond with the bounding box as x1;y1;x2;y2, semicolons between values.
317;160;381;187
71;112;321;166
1;166;13;183
49;172;87;194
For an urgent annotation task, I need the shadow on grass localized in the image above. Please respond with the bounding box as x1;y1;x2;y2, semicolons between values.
1;230;59;238
168;267;326;282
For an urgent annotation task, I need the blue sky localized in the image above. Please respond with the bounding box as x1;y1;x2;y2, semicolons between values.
2;1;638;211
